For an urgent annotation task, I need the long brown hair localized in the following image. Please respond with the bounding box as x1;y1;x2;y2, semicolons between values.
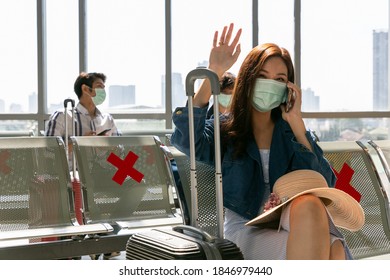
221;43;295;158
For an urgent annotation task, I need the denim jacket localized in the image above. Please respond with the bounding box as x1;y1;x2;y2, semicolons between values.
171;106;336;220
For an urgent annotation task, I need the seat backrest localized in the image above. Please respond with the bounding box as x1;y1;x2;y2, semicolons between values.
364;140;390;231
71;136;183;231
0;130;34;137
319;140;390;259
168;145;218;237
121;129;174;145
0;137;88;240
0;136;113;243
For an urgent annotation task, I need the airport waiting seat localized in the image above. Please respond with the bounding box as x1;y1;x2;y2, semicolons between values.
364;140;390;237
319;140;390;259
0;136;113;259
70;136;183;235
169;140;390;259
168;145;219;237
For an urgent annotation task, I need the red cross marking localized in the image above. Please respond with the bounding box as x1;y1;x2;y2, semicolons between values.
0;150;12;174
332;163;362;202
106;151;144;185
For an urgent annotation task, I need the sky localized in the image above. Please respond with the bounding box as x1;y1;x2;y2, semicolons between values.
0;0;389;113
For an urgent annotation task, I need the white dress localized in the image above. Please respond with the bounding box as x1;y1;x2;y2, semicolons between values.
223;149;352;260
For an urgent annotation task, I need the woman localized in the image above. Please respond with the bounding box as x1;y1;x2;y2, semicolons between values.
171;23;355;259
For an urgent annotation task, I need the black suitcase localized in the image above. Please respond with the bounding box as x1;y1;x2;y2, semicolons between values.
126;68;243;260
126;225;243;260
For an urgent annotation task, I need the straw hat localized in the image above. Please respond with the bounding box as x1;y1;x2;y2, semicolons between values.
245;169;365;232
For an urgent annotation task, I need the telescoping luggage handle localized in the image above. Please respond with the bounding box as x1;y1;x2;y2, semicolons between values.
64;98;76;174
185;67;223;238
63;98;84;225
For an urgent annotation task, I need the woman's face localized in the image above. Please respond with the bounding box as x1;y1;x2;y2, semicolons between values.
258;56;288;83
249;56;289;116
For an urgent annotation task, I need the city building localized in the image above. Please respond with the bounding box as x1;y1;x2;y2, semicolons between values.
373;29;388;111
109;85;136;108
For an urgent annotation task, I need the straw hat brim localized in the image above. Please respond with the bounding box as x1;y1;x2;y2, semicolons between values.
245;171;365;232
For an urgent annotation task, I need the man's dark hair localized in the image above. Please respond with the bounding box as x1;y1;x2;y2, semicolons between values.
74;72;106;99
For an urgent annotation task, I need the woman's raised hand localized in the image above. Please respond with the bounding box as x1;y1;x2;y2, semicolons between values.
209;23;242;76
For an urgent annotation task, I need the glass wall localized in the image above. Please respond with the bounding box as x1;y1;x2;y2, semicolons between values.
0;0;389;141
171;0;252;109
258;0;294;60
301;0;389;141
301;0;388;112
88;0;166;114
0;0;37;114
82;0;167;131
46;0;79;113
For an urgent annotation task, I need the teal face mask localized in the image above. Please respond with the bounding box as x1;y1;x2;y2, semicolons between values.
252;79;287;112
92;88;106;106
218;93;232;108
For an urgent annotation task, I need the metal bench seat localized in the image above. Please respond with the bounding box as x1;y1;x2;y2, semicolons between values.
70;136;183;235
0;136;114;258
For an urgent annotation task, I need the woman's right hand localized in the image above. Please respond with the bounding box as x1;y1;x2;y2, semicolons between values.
209;23;242;76
192;23;242;108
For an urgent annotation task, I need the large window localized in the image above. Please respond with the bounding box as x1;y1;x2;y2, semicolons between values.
87;0;166;120
0;0;37;114
0;1;390;141
258;0;294;61
301;0;388;112
171;0;252;109
301;0;389;141
46;0;79;113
